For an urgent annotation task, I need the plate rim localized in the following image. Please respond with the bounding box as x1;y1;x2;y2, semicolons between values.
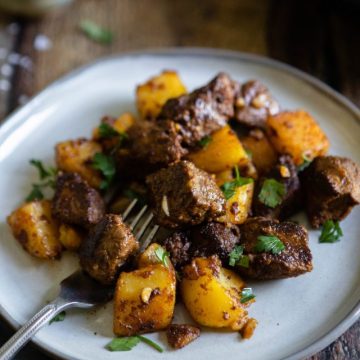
0;47;359;360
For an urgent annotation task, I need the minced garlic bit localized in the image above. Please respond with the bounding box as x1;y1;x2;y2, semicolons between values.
162;195;170;216
251;93;268;109
140;287;153;304
279;165;290;178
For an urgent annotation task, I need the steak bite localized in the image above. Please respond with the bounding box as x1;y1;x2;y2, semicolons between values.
146;161;226;229
52;172;105;228
79;214;139;284
159;72;236;147
166;324;201;349
163;222;240;269
237;217;312;280
303;156;360;228
234;80;280;128
253;155;302;220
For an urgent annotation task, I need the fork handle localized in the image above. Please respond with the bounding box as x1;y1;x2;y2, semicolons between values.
0;300;68;360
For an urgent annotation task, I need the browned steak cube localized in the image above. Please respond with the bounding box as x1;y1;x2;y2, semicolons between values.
303;156;360;227
79;214;139;284
146;161;225;229
163;231;192;269
234;80;279;128
52;172;105;228
159;73;236;147
166;324;200;349
237;217;312;280
253;155;302;220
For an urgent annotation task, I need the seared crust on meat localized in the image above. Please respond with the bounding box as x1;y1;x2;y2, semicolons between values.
303;156;360;227
146;161;225;229
166;324;200;349
159;73;236;147
79;214;139;284
237;217;312;279
52;172;105;228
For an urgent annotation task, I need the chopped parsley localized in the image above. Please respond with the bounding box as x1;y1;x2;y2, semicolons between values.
79;20;113;44
154;247;170;268
106;336;163;352
255;235;285;255
240;288;256;304
198;135;212;148
297;153;312;172
49;311;66;325
258;178;286;208
228;245;249;268
98;123;120;138
319;220;343;243
30;159;56;180
92;153;116;190
220;166;253;200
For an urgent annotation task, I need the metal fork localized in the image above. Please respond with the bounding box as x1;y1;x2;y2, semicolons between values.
0;199;159;360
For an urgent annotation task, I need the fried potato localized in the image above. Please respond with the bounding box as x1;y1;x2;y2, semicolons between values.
181;256;252;330
58;224;83;251
113;244;176;336
136;70;187;119
7;200;62;259
187;125;249;173
266;110;329;165
55;138;102;188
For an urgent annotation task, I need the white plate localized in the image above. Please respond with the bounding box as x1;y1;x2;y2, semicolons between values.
0;48;359;360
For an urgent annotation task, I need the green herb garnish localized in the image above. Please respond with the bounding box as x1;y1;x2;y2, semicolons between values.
240;288;255;304
258;178;286;208
245;148;253;159
154;247;170;268
228;245;249;268
30;159;56;180
255;235;285;255
98;123;120;138
92;153;116;190
220;166;253;200
49;311;66;325
26;184;45;201
297;153;312;172
106;336;163;352
79;20;113;44
319;220;343;243
198;135;212;148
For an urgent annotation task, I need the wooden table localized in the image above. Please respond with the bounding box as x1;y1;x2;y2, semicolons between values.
0;0;359;359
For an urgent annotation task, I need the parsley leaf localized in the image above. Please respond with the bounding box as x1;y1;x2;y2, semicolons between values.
220;166;253;200
240;288;256;304
26;185;44;201
106;337;140;351
98;123;120;138
297;153;312;172
319;220;343;243
136;335;164;353
79;20;113;44
255;235;285;255
30;159;56;180
154;247;170;268
258;178;286;208
198;135;212;148
92;153;116;190
49;311;66;325
228;245;249;268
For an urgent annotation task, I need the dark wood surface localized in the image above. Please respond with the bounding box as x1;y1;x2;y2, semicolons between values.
0;0;359;359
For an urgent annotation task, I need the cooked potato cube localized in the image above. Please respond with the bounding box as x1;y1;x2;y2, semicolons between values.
136;70;187;119
266;110;329;165
241;129;278;174
217;182;254;225
7;200;61;259
187;125;249;173
215;169;234;187
113;244;176;336
181;256;253;331
59;224;83;251
55;138;102;188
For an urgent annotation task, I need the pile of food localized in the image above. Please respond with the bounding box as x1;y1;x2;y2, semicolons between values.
7;70;360;351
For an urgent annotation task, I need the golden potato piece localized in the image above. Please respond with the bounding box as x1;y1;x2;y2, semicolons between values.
7;200;62;259
113;244;176;336
59;224;83;251
266;110;329;165
55;138;102;188
241;318;258;339
217;182;254;225
241;129;278;175
187;126;249;173
181;256;252;331
136;70;187;119
92;113;135;140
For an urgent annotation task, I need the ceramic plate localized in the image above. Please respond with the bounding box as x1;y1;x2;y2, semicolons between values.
0;48;359;360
